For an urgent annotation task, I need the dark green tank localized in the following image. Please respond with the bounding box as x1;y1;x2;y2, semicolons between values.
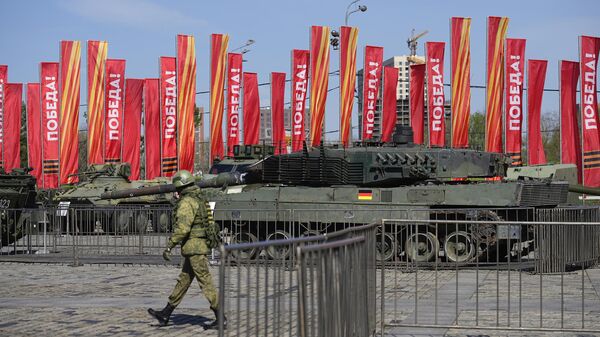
0;168;38;248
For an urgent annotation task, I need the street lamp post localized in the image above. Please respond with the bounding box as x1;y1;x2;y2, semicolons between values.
345;0;367;26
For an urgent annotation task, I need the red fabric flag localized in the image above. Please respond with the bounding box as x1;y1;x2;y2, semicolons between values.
362;46;383;140
210;34;229;163
177;34;196;172
226;53;242;156
59;41;80;184
450;17;471;148
381;66;399;142
104;59;125;164
580;35;600;186
271;72;286;154
410;64;426;144
40;62;60;189
123;79;143;180
144;79;161;180
486;16;509;153
560;61;582;183
0;65;7;168
4;83;21;173
160;56;178;177
291;49;309;152
309;26;331;146
527;60;547;166
504;38;526;166
27;83;42;186
87;40;107;165
243;72;260;145
339;26;358;146
426;42;446;147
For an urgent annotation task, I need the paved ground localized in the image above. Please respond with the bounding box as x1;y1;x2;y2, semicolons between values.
1;260;600;336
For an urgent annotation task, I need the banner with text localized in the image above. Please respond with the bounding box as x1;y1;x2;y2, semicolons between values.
527;59;547;166
144;79;161;180
27;83;42;186
426;41;446;147
210;33;229;162
381;66;399;142
560;60;582;183
0;65;8;168
580;35;600;186
485;16;509;153
309;26;330;146
339;26;358;146
410;64;425;144
160;56;178;177
4;83;21;173
41;62;60;188
123;79;143;181
177;34;196;172
451;17;471;148
291;49;309;152
59;40;81;184
104;59;125;164
362;45;383;140
243;72;259;145
87;40;107;165
227;53;242;156
504;38;526;166
271;72;286;154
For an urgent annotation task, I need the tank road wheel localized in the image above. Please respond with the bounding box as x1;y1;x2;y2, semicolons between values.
376;231;397;262
266;230;291;260
444;231;476;263
405;232;439;262
231;232;259;260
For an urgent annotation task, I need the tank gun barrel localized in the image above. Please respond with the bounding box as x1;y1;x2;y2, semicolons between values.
99;172;244;200
568;184;600;196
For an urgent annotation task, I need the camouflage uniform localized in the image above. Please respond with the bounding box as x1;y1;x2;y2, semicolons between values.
165;185;219;310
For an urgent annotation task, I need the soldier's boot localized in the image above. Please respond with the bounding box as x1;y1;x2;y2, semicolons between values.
203;308;227;330
148;303;175;326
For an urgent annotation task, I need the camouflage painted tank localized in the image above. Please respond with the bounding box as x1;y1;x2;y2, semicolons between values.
52;164;174;232
0;168;38;248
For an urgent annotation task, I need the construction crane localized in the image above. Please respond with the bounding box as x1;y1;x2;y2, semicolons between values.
406;29;428;64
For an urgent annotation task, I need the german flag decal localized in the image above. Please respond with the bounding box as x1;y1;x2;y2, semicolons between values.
358;189;373;201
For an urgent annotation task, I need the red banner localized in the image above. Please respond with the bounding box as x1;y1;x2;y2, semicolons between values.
104;59;125;164
560;60;582;182
4;83;21;173
450;17;471;148
177;34;196;172
0;65;7;168
340;26;358;146
243;72;259;145
410;64;426;144
580;35;600;186
309;26;331;146
59;40;81;184
27;83;42;186
291;49;309;152
210;33;229;163
87;40;107;165
160;56;177;177
144;79;161;180
226;53;242;156
381;67;399;142
271;72;286;154
527;60;547;166
362;45;383;140
123;79;143;181
485;16;509;153
504;38;526;166
426;42;446;147
40;62;60;189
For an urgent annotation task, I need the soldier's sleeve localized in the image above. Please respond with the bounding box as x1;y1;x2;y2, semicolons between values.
167;198;197;249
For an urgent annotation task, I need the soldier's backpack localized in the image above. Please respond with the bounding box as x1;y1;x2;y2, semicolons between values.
203;200;221;249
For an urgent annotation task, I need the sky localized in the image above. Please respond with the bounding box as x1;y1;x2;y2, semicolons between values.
1;0;599;140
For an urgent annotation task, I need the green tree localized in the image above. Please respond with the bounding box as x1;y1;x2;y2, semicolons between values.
468;112;485;151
